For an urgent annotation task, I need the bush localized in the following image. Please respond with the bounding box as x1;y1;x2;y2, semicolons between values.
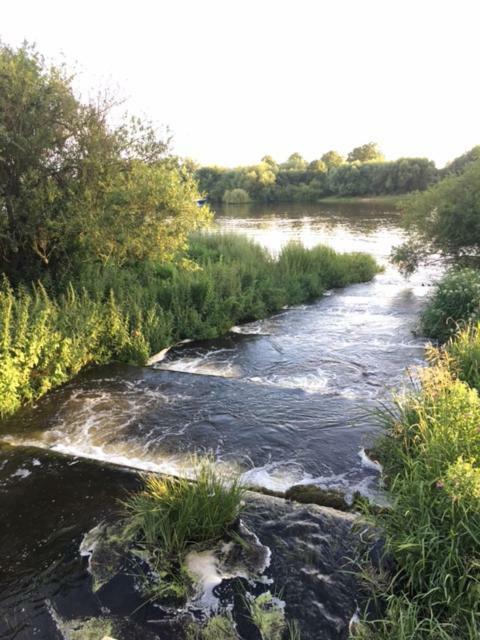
422;268;480;339
222;188;251;204
0;280;149;417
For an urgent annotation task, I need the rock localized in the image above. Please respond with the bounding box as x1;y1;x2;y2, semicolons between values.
285;484;351;510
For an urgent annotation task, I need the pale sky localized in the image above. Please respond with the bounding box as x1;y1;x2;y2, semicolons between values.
3;0;480;168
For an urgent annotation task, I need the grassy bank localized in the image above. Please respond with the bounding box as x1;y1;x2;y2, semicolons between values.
355;325;480;639
0;233;380;419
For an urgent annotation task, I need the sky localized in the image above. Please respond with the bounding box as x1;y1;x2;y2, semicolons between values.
2;0;480;168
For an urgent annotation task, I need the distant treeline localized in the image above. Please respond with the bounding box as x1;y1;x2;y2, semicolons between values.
196;144;480;204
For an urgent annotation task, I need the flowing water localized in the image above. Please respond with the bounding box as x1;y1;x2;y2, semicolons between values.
0;201;440;639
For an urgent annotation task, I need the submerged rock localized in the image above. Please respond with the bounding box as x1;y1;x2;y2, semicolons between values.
284;484;353;510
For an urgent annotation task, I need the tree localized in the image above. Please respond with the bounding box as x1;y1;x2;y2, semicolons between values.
392;160;480;274
347;142;384;163
321;150;344;169
260;155;279;172
442;145;480;177
308;159;327;172
282;153;307;171
0;43;210;277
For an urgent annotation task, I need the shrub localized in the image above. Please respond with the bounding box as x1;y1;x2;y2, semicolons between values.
222;188;251;204
422;268;480;339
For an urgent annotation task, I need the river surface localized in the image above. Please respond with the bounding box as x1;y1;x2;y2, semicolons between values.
0;201;440;639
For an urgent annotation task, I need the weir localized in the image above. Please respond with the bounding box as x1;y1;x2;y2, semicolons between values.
0;202;439;639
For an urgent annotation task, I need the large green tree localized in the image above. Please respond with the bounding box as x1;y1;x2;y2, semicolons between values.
392;160;480;273
0;43;210;278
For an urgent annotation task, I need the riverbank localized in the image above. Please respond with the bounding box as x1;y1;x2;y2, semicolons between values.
0;232;380;420
317;195;403;207
355;324;480;639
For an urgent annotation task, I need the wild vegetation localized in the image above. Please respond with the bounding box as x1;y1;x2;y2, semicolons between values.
421;268;480;339
186;593;299;640
393;156;480;275
196;147;438;204
0;43;381;420
0;233;379;419
355;326;480;639
123;460;244;600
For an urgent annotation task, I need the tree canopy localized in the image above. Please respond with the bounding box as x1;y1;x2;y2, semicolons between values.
392;159;480;274
321;150;344;169
0;43;211;280
347;142;384;163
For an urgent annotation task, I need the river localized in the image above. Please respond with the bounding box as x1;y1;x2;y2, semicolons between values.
0;201;439;639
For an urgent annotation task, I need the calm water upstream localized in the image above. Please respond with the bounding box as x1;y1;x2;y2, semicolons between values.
0;201;441;639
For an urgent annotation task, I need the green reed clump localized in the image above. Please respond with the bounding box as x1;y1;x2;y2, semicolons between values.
440;321;480;393
124;462;244;556
0;233;379;418
356;335;480;639
123;460;244;600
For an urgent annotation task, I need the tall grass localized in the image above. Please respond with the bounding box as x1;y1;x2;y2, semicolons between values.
356;326;480;639
124;462;244;556
0;280;148;417
123;460;244;601
0;233;380;418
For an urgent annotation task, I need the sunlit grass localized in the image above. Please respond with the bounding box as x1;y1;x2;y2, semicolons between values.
0;233;380;420
124;461;245;556
356;332;480;638
122;459;244;601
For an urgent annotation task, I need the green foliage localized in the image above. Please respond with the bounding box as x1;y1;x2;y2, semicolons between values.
393;160;480;273
0;233;379;418
124;462;244;556
196;155;437;204
321;150;344;169
0;42;211;279
421;268;480;339
123;460;244;602
68;617;114;640
441;145;480;177
248;592;286;640
442;322;480;392
282;153;307;171
347;142;384;163
222;188;251;204
187;608;301;640
359;347;480;638
186;614;238;640
0;279;147;418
